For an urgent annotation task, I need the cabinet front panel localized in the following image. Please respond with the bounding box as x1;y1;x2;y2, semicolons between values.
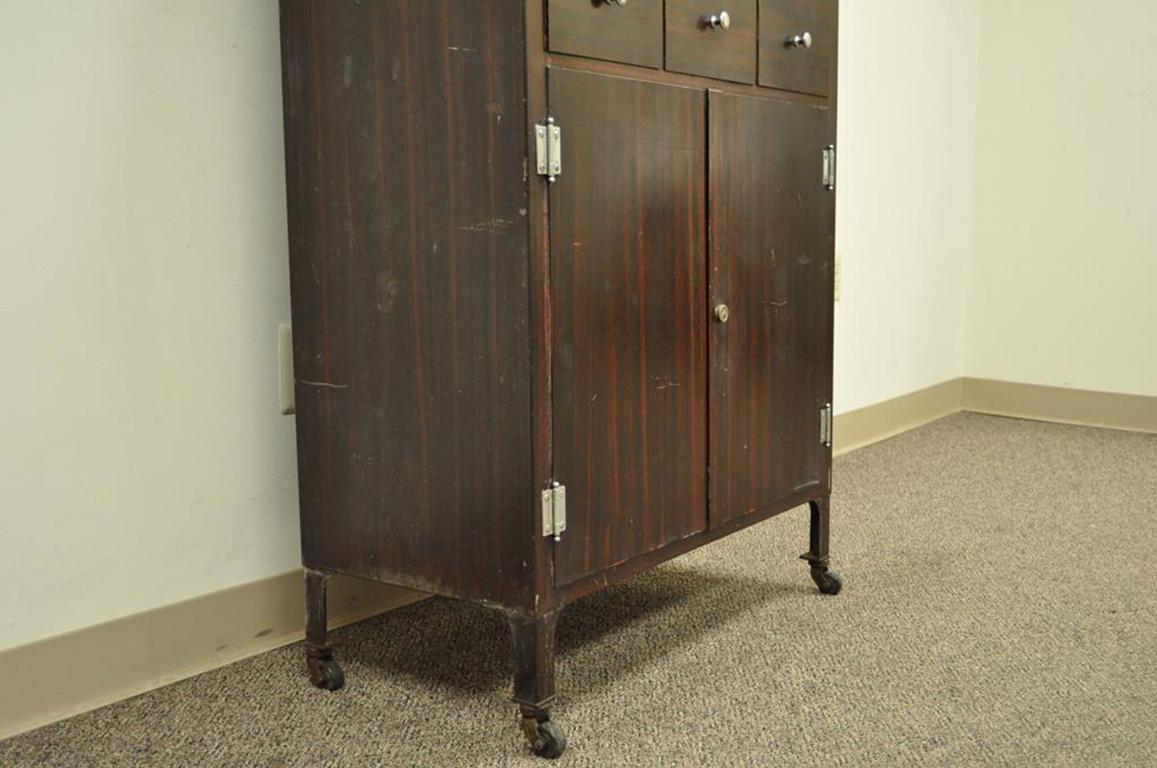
548;0;664;69
758;0;837;96
708;91;834;526
549;68;708;586
666;0;757;84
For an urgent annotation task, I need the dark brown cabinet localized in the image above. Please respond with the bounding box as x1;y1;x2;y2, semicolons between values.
279;0;840;759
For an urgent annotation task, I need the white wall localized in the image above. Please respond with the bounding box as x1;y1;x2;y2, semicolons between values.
967;0;1157;396
834;0;983;413
0;1;988;653
0;1;298;649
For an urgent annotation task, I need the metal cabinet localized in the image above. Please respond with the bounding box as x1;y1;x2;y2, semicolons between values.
279;0;841;758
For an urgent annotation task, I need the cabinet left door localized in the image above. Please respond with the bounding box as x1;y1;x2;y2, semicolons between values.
548;67;708;586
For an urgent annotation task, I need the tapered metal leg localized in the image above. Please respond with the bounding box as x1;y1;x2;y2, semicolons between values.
509;611;566;759
802;497;843;595
305;569;345;690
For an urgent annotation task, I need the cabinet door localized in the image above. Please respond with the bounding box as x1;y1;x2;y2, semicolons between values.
549;68;708;586
708;91;834;527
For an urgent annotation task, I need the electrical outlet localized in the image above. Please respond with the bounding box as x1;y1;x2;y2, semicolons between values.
834;252;843;302
279;323;295;415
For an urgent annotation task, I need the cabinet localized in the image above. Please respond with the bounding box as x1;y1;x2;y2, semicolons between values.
279;0;840;759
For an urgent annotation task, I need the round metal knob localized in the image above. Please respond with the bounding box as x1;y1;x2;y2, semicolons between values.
785;31;813;49
603;0;628;6
714;304;731;324
707;11;731;30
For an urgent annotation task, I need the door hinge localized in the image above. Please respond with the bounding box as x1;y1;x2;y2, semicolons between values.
535;117;562;184
541;482;567;541
820;403;833;448
822;145;836;190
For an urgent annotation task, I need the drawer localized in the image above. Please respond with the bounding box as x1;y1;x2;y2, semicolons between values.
547;0;663;69
758;0;837;96
666;0;757;84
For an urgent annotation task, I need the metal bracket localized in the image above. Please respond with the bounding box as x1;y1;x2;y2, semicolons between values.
535;118;562;183
541;482;567;541
822;145;836;190
820;403;833;448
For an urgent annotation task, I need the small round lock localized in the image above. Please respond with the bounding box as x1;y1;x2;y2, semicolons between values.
707;11;731;30
785;31;813;49
714;304;731;324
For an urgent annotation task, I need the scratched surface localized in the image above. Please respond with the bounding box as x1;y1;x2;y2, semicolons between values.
280;0;534;607
547;68;708;586
708;90;835;526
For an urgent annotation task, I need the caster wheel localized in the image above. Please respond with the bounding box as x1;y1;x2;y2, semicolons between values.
308;658;345;691
814;569;843;596
523;717;567;759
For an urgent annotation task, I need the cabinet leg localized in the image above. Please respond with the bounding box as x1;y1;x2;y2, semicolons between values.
802;497;843;595
304;569;345;691
509;611;566;759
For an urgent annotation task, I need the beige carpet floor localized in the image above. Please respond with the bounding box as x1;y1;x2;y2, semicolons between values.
2;413;1155;767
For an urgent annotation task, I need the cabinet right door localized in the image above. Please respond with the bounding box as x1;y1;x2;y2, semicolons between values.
708;91;835;527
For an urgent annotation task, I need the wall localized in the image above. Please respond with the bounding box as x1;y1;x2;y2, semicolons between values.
0;1;986;655
0;1;297;650
967;0;1157;396
833;0;983;413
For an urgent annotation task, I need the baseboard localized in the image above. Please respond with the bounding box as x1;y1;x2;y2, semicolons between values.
0;571;425;741
832;377;1156;456
833;378;965;456
4;378;1151;742
962;378;1157;434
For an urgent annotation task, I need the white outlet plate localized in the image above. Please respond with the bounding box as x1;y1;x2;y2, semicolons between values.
278;323;295;415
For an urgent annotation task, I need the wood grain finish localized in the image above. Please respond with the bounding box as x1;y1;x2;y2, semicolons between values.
758;0;837;96
708;90;835;526
280;0;534;606
666;0;757;84
548;67;708;586
548;0;663;69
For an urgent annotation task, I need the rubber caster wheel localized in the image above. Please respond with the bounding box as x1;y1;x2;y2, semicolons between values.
308;658;345;691
522;717;567;759
813;570;843;596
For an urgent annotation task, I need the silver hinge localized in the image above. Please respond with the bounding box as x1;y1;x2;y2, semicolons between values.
535;117;562;184
820;403;833;447
541;482;567;541
822;145;836;190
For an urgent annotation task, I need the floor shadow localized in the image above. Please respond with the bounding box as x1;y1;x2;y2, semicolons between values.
333;560;807;702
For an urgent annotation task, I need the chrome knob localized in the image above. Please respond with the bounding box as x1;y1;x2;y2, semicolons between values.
707;11;731;30
785;31;813;48
714;304;731;324
603;0;628;6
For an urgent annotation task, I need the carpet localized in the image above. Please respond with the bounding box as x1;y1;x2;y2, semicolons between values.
2;413;1154;766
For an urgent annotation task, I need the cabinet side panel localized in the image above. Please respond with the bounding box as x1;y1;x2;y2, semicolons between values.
280;0;533;606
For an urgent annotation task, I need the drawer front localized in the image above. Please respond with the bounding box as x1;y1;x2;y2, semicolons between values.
666;0;756;84
758;0;836;95
548;0;663;69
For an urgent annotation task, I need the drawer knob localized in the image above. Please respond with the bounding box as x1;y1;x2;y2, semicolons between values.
602;0;628;6
714;304;731;324
707;11;731;30
785;31;813;49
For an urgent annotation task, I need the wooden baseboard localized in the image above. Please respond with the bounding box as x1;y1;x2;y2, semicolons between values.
962;378;1157;434
0;571;425;741
4;377;1151;742
833;378;965;456
832;377;1156;456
